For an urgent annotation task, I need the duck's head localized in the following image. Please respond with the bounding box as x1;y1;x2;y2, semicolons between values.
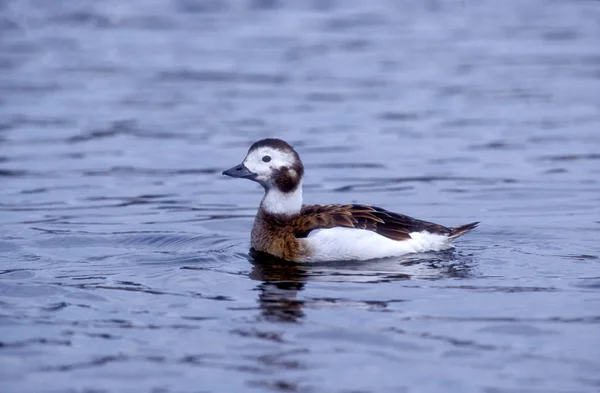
222;138;304;195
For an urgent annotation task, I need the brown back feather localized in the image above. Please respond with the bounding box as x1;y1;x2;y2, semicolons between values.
293;204;451;241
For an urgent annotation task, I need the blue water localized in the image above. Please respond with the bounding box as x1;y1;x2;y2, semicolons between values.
1;1;600;392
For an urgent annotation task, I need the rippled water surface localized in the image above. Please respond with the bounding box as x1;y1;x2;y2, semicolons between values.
1;1;600;392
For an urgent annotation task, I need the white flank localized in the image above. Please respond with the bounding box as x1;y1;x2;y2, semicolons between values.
260;183;303;215
299;227;451;262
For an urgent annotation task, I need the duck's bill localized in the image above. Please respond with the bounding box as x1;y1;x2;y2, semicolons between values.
222;164;256;179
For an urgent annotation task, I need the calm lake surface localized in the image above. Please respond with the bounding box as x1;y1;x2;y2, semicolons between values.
1;1;600;392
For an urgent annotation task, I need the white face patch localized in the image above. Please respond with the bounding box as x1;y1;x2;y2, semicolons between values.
243;147;297;185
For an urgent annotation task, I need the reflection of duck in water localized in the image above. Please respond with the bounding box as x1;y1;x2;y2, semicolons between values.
249;250;307;323
223;138;478;262
248;248;474;323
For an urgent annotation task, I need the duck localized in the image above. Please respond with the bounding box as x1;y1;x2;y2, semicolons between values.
222;138;479;262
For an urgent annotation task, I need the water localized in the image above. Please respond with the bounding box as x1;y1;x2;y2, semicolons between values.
1;0;600;392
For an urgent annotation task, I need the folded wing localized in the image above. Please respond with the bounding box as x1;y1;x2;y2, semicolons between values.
292;204;452;240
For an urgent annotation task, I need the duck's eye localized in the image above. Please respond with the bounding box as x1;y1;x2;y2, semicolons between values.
262;155;271;163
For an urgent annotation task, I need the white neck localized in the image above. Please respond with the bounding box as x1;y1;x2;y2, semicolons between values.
260;181;303;216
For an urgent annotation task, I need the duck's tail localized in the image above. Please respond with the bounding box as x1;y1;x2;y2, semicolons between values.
448;222;480;240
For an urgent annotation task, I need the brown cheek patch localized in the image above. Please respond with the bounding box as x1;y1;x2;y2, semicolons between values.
275;167;299;193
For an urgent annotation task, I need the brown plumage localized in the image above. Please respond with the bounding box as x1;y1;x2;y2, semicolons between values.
294;204;454;240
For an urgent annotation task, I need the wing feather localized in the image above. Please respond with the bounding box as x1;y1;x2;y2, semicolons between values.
292;204;451;241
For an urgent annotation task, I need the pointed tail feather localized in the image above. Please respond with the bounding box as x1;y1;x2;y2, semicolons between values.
448;221;479;240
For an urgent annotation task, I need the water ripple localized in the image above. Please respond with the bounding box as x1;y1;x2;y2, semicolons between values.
1;0;600;392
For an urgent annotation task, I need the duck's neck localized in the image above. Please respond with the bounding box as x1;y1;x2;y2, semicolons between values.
260;181;303;216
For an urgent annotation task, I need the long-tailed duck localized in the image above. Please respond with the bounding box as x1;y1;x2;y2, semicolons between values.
223;138;478;262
